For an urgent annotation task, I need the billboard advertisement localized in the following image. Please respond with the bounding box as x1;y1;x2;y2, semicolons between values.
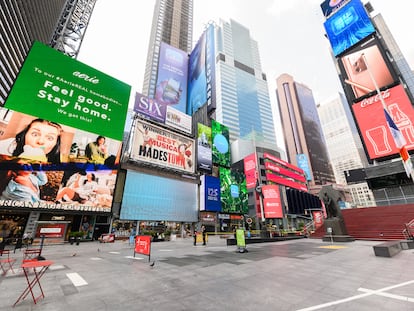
197;123;212;172
320;0;348;18
339;37;397;101
130;119;195;174
296;154;312;181
263;153;304;175
134;92;192;134
243;153;258;189
0;41;130;213
154;42;188;114
264;162;306;183
262;185;283;218
219;167;248;214
120;170;198;222
266;173;308;192
200;175;221;212
323;0;375;57
352;85;414;160
212;119;231;168
187;24;216;115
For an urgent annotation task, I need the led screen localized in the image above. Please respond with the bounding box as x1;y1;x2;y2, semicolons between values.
352;85;414;160
339;37;397;101
197;123;212;172
155;42;188;114
187;24;216;115
120;170;198;221
323;0;375;56
320;0;348;18
219;167;248;214
212;120;231;167
200;175;221;212
0;41;130;213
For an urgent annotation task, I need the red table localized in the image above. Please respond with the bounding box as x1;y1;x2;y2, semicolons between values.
13;260;53;307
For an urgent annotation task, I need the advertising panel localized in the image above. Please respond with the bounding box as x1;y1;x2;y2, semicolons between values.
154;42;188;114
133;92;192;134
200;175;221;212
219;167;248;214
131;119;195;174
243;153;258;189
197;123;212;172
296;154;312;181
212;120;231;168
134;235;151;256
187;24;216;115
320;0;348;18
120;170;198;222
352;85;414;160
266;172;308;192
323;0;375;57
339;37;397;101
263;153;304;175
0;41;130;213
262;185;283;218
264;162;306;183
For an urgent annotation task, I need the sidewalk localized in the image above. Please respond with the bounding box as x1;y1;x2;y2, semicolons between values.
1;237;413;310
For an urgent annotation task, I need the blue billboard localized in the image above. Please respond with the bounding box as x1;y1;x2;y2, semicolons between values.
200;175;221;212
154;42;188;114
187;24;216;115
323;0;375;56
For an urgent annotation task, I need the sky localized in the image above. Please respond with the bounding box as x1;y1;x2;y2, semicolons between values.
78;0;414;148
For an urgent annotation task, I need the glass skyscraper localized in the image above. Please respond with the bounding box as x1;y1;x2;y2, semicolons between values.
214;19;277;147
142;0;193;98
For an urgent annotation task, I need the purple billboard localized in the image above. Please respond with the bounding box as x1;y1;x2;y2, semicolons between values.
154;42;188;114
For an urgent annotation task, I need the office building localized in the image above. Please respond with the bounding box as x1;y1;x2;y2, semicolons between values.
317;93;375;207
214;19;277;147
142;0;193;98
321;0;414;205
276;73;335;194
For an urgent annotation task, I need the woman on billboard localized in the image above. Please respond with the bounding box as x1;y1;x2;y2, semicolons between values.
0;118;63;163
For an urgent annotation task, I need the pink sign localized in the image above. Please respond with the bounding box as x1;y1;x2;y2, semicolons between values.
262;185;283;218
134;235;152;256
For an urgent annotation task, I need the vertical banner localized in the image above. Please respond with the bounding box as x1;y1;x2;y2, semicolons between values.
200;175;221;212
155;43;188;114
244;153;258;189
212;120;231;167
262;185;283;218
236;229;246;248
197;123;212;172
219;167;248;214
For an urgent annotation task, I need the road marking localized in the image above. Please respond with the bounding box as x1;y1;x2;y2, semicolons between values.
125;256;144;260
109;251;120;254
318;245;347;249
159;249;173;252
66;272;88;287
297;280;414;311
358;288;414;302
90;257;102;260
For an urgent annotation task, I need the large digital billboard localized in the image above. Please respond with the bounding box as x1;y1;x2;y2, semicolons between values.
338;37;397;102
0;41;130;213
323;0;375;57
154;42;188;114
212;119;231;168
262;185;283;219
197;123;212;172
130;119;195;174
320;0;348;18
352;85;414;160
219;167;248;214
243;153;258;189
200;175;221;212
187;24;216;115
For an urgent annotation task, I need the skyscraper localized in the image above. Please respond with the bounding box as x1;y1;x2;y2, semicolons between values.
214;19;277;147
317;93;375;207
142;0;193;98
276;73;335;193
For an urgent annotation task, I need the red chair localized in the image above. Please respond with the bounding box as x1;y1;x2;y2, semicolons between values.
0;249;16;276
23;249;42;264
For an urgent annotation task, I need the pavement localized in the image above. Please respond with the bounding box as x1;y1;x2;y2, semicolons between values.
1;236;413;311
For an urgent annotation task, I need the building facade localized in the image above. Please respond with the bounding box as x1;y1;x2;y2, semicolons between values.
276;73;335;194
317;93;375;207
214;19;277;147
142;0;193;98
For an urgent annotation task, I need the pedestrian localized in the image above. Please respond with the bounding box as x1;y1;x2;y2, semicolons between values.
201;225;207;245
129;227;136;246
193;230;197;246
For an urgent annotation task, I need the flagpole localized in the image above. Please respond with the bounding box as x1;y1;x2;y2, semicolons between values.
362;54;414;182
